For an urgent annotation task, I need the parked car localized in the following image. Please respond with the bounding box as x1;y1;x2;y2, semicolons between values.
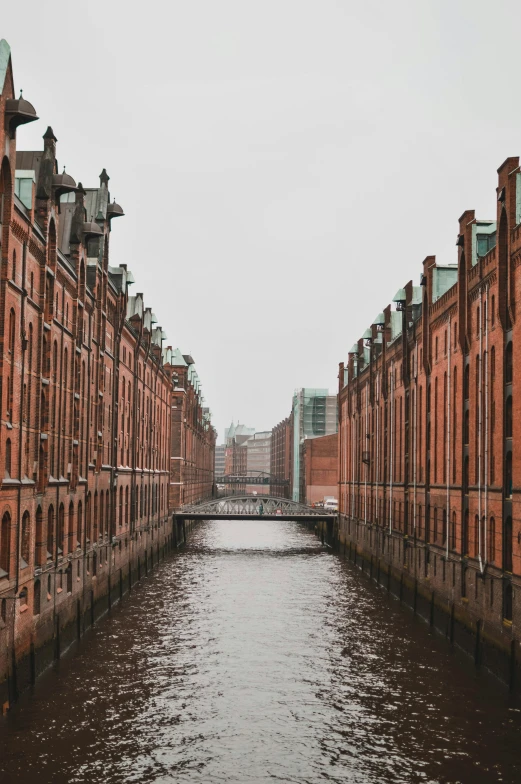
324;498;338;512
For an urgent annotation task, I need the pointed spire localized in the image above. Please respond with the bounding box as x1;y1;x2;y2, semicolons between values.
99;168;110;185
43;125;57;142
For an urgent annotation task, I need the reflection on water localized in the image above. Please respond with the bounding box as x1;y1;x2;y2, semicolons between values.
1;519;521;783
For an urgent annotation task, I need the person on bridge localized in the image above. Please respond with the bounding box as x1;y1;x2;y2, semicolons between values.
258;502;264;516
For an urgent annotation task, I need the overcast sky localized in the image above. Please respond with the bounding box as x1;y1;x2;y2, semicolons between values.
3;1;521;440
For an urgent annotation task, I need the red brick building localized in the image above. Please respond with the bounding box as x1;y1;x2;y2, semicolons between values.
301;433;337;505
338;156;521;673
0;40;214;706
270;416;292;498
165;348;216;507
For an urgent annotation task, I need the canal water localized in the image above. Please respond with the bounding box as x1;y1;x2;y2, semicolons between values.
1;519;521;784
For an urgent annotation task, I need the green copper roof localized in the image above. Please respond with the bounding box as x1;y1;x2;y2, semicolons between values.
0;40;10;96
170;347;187;367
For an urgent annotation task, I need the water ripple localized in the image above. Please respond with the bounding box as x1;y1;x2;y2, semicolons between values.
1;519;521;783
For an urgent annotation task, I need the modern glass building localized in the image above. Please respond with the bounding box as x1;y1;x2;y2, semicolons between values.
291;389;338;502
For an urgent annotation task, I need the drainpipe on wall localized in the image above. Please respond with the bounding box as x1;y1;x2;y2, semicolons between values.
364;386;368;525
478;288;483;572
389;361;394;536
376;372;380;526
446;317;451;561
15;240;28;595
413;342;418;539
484;286;489;565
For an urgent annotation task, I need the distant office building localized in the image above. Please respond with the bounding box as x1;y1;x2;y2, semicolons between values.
215;444;226;478
291;389;337;502
246;431;272;493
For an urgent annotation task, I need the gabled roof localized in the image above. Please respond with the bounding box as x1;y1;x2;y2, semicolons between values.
169;347;187;367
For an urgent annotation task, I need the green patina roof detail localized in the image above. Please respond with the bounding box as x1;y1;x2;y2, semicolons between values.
0;40;11;96
170;347;187;367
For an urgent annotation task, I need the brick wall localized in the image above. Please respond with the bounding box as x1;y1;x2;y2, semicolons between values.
338;155;521;659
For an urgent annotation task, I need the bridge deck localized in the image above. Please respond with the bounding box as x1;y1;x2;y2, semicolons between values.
173;512;336;521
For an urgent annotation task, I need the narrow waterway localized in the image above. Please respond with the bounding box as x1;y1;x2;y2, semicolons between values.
1;519;521;783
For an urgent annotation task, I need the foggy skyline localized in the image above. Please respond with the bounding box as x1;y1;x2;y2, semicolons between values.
3;0;521;440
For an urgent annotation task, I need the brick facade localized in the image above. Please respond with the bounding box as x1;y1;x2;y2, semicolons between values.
338;156;521;673
301;432;337;505
166;350;216;508
0;41;214;705
270;416;292;498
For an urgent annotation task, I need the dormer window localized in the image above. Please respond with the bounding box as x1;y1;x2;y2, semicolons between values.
476;232;496;257
14;170;35;210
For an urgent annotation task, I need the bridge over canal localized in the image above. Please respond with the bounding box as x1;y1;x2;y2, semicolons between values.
173;496;337;522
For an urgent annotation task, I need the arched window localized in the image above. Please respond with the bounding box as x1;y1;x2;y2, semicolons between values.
33;580;41;615
48;219;57;272
8;308;15;356
503;516;513;573
106;490;110;537
489;517;496;563
125;485;129;527
47;505;55;560
506;395;513;438
119;486;123;528
93;492;98;541
58;504;65;555
19;588;28;608
86;493;91;542
5;438;12;477
463;509;469;556
21;511;30;565
100;492;104;539
506;342;513;384
461;361;469;401
442;509;447;544
35;506;43;566
11;250;16;281
464;410;469;445
0;512;10;575
68;502;74;551
434;508;438;542
28;322;33;371
77;500;83;548
474;515;480;558
52;341;58;383
451;511;457;550
505;451;513;498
